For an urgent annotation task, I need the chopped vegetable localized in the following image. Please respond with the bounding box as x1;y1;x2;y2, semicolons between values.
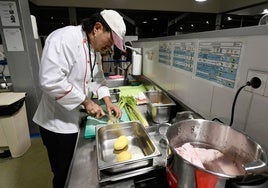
107;113;119;124
118;96;149;127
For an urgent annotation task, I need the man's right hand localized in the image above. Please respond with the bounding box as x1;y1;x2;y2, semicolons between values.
82;97;105;119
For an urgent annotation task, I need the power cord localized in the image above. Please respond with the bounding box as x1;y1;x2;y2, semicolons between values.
229;77;261;127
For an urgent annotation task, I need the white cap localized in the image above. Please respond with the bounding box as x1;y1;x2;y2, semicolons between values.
100;10;126;51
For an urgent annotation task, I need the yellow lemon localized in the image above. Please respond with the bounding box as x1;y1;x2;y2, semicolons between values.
114;135;128;150
116;151;132;162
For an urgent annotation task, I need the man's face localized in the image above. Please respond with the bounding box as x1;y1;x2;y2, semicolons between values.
92;23;114;52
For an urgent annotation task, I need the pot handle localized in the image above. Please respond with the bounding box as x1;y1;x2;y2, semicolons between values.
156;123;171;149
171;111;194;123
244;159;268;176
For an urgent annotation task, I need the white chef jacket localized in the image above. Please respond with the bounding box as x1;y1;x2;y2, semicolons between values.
33;25;110;134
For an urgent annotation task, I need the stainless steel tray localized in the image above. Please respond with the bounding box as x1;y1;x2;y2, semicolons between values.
95;121;161;175
145;91;176;123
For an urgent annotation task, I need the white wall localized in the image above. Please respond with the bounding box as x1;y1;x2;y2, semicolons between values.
134;25;268;152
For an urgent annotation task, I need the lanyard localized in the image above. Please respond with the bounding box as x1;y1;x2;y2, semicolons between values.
86;34;96;82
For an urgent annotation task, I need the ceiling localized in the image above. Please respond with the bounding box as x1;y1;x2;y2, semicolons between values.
29;0;267;13
29;0;268;39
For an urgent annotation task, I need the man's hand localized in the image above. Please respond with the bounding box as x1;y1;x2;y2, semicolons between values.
103;96;122;119
82;97;105;119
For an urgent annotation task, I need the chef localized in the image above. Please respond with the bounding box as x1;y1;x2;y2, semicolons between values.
33;9;126;188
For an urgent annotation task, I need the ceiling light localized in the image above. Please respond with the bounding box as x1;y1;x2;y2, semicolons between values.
206;21;209;24
195;0;207;2
142;21;148;24
153;18;158;21
227;17;232;21
262;9;268;14
191;24;194;27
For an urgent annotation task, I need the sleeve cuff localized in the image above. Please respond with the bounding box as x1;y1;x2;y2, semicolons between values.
97;86;110;100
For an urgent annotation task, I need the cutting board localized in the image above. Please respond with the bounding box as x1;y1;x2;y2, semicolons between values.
117;85;148;104
117;85;147;96
84;107;130;139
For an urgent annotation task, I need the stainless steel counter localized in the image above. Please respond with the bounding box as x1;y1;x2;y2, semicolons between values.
65;105;168;188
65;125;99;188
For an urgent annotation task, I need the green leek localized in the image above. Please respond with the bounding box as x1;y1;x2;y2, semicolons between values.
118;96;149;127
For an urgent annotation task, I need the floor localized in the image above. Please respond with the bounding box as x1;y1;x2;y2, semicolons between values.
0;137;53;188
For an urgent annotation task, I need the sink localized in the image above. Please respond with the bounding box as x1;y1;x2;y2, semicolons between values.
105;78;127;88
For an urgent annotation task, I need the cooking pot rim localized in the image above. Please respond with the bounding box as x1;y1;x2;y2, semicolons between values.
168;119;267;157
166;118;268;178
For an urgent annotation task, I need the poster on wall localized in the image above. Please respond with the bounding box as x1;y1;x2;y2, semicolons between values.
143;43;158;77
172;41;196;73
159;42;172;65
3;28;24;51
0;1;20;26
195;41;243;89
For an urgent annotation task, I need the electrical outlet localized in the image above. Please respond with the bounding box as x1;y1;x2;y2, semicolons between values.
245;70;268;95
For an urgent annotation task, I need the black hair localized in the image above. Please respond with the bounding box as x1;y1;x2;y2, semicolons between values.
81;12;111;33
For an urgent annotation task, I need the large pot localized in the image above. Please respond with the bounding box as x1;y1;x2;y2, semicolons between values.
165;119;268;188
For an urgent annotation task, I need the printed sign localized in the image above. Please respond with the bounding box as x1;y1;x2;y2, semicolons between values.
196;41;243;88
0;1;20;26
173;41;196;72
